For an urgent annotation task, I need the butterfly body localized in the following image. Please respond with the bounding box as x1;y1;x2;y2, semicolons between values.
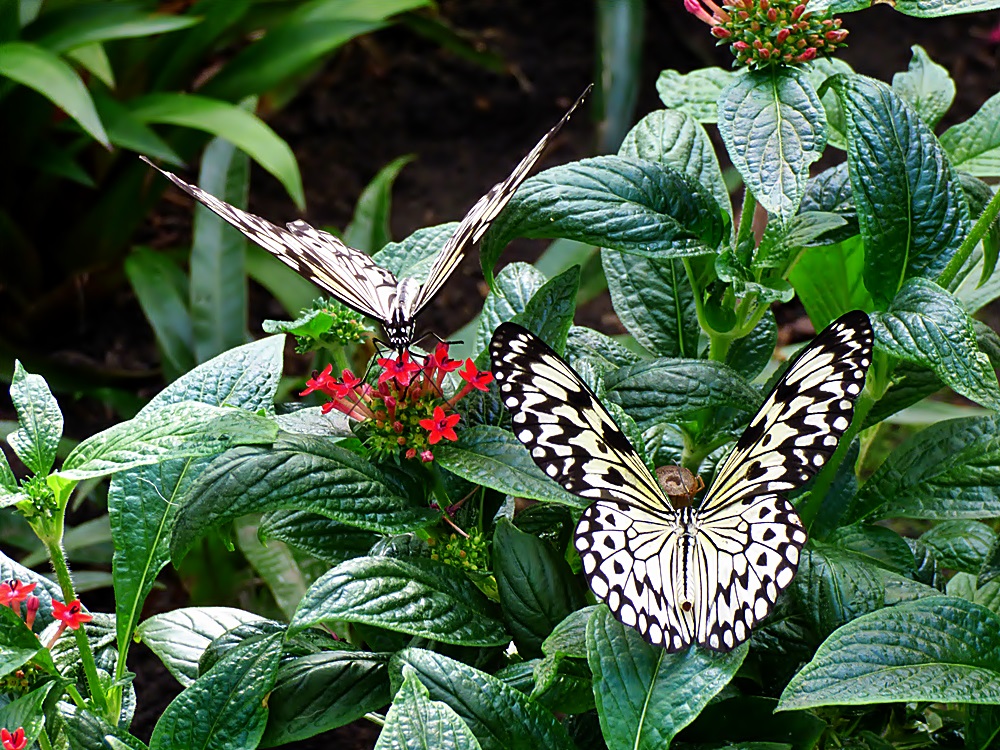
142;86;591;354
490;311;873;652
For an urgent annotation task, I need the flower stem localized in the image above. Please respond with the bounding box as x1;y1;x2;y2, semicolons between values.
937;184;1000;290
43;536;110;717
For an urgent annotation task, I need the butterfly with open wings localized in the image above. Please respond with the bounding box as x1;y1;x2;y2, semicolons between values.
142;86;591;354
490;311;873;652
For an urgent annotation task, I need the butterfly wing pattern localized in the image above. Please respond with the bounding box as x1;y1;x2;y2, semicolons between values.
490;311;873;652
141;86;590;352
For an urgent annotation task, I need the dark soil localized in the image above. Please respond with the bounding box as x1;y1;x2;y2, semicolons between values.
6;1;1000;748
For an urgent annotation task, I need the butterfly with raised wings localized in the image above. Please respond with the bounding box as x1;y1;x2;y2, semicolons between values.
142;86;591;354
490;311;873;652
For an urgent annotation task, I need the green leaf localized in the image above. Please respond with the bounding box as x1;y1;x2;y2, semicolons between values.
0;684;54;750
7;361;63;476
149;632;282;750
57;401;276;480
948;573;1000;617
789;237;873;331
67;42;114;87
512;266;581;356
793;542;885;639
655;67;737;123
871;278;1000;410
891;45;955;128
0;605;54;679
828;74;969;304
125;248;195;380
543;606;597;660
941;90;1000;177
434;426;586;509
235;520;305;620
921;520;997;573
827;523;917;576
530;653;595;715
493;519;587;655
136;607;268;688
171;434;439;560
798;162;858;244
264;650;391;745
481;156;725;287
111;337;284;657
620;108;732;220
344;154;413;252
26;2;199;52
475;263;547;356
778;596;1000;710
725;311;778;381
376;667;482;750
0;41;108;145
587;606;746;750
130;93;303;207
190;135;251;362
259;510;377;566
851;415;1000;521
718;68;826;221
957;173;1000;288
604;358;759;430
200;15;385;104
603;253;697;359
825;0;1000;17
980;535;1000;587
753;211;848;271
93;91;181;163
391;648;576;750
289;556;507;646
681;696;826;750
373;222;457;284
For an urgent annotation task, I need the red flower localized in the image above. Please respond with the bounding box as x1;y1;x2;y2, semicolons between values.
420;450;434;463
51;599;92;630
459;360;493;391
1;728;26;750
0;580;35;608
333;369;362;398
300;364;337;396
419;407;460;445
378;351;421;388
24;597;39;629
426;343;461;374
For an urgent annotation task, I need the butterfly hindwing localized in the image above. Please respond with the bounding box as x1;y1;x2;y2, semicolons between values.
490;312;873;653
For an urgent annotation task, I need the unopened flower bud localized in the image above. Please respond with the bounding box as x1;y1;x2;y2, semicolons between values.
776;28;790;43
767;8;777;21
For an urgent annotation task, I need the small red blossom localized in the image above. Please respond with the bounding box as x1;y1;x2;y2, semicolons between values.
300;364;337;396
378;351;421;387
51;599;92;630
405;448;417;460
1;728;25;750
426;343;462;374
460;360;493;391
0;580;36;608
419;407;461;445
25;597;39;629
421;450;434;463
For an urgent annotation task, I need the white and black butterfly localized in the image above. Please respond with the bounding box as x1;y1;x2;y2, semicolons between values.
142;87;590;353
490;311;873;652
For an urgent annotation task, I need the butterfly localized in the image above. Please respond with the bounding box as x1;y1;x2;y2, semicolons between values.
490;311;873;652
142;86;591;354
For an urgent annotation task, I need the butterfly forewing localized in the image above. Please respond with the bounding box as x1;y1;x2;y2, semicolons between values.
490;312;873;653
412;85;592;312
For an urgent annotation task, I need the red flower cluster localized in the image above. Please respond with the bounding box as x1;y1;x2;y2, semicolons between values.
301;343;493;462
0;580;39;629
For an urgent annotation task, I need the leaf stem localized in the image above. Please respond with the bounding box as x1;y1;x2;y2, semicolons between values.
364;711;386;727
937;183;1000;290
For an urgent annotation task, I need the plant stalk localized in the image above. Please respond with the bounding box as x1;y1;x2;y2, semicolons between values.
937;184;1000;290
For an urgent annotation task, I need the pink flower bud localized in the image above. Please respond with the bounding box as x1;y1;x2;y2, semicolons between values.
797;47;818;61
792;4;806;19
776;28;790;43
733;40;750;51
421;450;434;463
711;26;731;38
767;8;777;21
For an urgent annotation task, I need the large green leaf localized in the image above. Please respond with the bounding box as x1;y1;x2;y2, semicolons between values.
778;596;1000;709
493;519;587;655
344;154;414;252
435;426;586;509
149;633;282;750
481;156;725;287
26;2;199;52
655;67;737;123
111;338;284;657
7;361;63;476
793;542;885;639
264;649;391;745
828;74;969;304
474;262;547;357
0;40;108;145
390;648;576;750
871;278;1000;410
258;510;377;566
921;520;997;573
289;556;507;646
941;90;1000;178
376;667;482;750
823;0;1000;16
891;45;954;128
604;359;758;430
587;606;746;750
851;415;1000;521
718;67;826;221
131;93;303;207
512;266;581;356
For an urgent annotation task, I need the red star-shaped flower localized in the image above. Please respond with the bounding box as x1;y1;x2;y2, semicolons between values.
300;364;336;396
1;728;25;750
459;360;494;391
378;351;421;388
419;407;461;445
51;599;92;630
0;580;35;608
426;343;461;374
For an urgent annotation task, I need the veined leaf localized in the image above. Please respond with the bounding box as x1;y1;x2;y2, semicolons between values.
891;45;954;128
